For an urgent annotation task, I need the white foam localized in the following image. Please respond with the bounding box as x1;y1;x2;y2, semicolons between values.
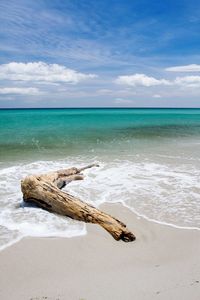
67;159;200;229
0;156;200;251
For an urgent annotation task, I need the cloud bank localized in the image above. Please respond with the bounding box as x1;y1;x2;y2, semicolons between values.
174;76;200;87
0;62;97;84
115;73;200;88
0;87;40;95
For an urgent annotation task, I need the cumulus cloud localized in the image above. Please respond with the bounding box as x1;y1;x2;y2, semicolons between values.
0;87;41;95
174;76;200;87
166;64;200;72
0;62;97;84
115;73;200;89
115;73;170;87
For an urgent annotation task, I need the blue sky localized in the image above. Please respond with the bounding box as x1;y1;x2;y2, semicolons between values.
0;0;200;107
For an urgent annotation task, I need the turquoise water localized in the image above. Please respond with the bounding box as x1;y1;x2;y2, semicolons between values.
1;108;200;163
0;108;200;250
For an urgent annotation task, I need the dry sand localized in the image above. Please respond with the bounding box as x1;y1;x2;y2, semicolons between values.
0;203;200;300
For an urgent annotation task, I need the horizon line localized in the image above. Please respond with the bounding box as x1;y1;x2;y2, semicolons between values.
0;107;200;110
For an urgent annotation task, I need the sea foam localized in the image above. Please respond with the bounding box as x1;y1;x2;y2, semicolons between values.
0;156;200;250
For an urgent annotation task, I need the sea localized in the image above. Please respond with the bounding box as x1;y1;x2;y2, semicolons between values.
0;108;200;250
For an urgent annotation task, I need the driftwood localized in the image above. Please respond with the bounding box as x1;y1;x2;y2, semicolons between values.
21;164;135;242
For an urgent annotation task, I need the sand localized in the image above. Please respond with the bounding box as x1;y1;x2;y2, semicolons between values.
0;203;200;300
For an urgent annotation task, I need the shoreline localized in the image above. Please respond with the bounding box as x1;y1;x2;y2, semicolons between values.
0;203;200;300
1;201;200;253
123;203;200;231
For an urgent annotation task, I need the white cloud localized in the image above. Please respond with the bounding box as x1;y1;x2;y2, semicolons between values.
115;73;200;89
0;62;97;84
174;76;200;87
153;94;161;98
166;64;200;72
0;87;40;95
115;73;170;87
114;98;133;104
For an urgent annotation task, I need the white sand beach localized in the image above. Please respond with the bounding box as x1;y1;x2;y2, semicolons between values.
0;203;199;300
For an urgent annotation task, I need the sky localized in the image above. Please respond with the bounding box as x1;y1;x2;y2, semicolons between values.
0;0;200;108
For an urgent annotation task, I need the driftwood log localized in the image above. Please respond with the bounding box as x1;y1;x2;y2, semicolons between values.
21;164;135;242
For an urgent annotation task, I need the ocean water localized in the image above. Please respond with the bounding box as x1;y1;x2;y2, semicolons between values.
0;108;200;249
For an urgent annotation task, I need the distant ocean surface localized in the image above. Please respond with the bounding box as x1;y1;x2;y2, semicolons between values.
1;108;200;249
